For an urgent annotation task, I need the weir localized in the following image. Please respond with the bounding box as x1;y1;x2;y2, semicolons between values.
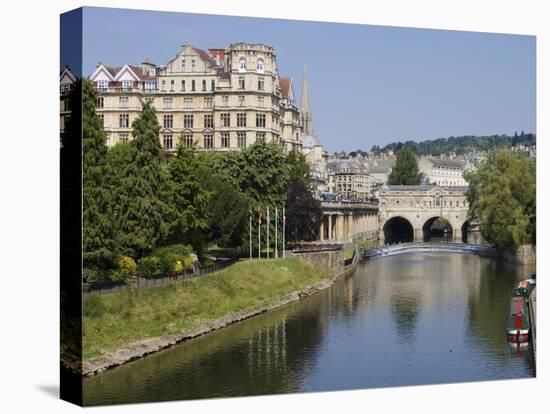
361;242;496;260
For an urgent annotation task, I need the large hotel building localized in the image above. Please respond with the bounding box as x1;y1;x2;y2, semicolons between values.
60;42;302;153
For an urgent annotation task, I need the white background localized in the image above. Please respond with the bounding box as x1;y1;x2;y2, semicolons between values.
0;0;548;412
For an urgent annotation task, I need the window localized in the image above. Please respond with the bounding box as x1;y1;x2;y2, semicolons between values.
63;100;70;111
238;95;245;106
163;134;173;149
204;134;213;149
149;68;156;76
163;97;173;109
119;114;129;128
181;59;186;71
222;95;229;106
191;80;196;91
184;114;194;128
239;58;247;72
258;77;264;91
122;80;132;90
221;132;230;148
220;113;230;127
161;80;166;91
183;134;193;147
237;113;247;127
144;80;156;91
119;133;129;143
60;83;70;94
238;76;245;89
97;80;108;90
237;132;246;148
258;96;264;107
256;113;266;128
181;80;185;91
202;80;206;92
98;114;104;127
163;114;173;129
256;132;266;141
204;114;214;129
211;79;215;91
184;97;193;108
96;96;104;108
204;97;213;108
170;80;175;91
119;96;128;108
256;59;264;73
191;59;196;72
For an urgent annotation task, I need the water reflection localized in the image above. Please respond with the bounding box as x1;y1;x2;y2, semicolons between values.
83;253;535;406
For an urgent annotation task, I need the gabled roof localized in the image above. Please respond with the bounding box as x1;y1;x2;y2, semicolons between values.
89;64;116;82
60;67;76;83
113;64;141;82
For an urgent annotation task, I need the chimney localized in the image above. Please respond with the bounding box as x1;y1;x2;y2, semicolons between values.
96;60;102;68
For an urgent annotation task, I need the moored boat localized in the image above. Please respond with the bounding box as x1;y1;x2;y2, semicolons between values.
507;295;530;342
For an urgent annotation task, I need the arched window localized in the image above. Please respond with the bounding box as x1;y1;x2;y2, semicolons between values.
239;58;247;72
256;59;264;73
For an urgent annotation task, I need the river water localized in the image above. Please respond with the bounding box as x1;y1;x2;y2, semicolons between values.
83;252;535;406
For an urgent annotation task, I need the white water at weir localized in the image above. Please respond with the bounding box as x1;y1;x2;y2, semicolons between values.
362;242;495;259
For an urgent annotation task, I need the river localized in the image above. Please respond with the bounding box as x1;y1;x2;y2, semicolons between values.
83;252;535;406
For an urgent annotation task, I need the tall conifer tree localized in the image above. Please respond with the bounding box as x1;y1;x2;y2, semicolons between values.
119;101;164;258
82;80;115;269
388;147;423;185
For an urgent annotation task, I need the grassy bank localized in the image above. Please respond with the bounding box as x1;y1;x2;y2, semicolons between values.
83;258;328;360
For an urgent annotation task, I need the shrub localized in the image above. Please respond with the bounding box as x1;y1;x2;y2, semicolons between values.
152;244;192;258
137;256;162;279
116;255;136;280
174;260;183;273
153;244;194;275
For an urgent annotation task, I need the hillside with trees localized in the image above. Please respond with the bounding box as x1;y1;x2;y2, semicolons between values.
368;132;535;156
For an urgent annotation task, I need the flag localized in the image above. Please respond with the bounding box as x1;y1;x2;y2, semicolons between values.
258;207;262;224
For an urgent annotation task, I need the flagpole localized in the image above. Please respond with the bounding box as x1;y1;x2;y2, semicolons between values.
282;204;286;258
275;206;278;258
249;209;252;260
267;206;270;259
258;206;261;259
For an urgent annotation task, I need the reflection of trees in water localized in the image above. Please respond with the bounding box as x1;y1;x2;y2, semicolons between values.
84;289;331;405
464;258;536;373
390;295;421;345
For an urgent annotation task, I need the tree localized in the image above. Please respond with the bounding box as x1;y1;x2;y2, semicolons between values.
286;149;311;187
285;177;322;242
105;142;133;227
162;145;211;256
388;147;423;185
118;101;165;258
81;80;116;269
465;149;535;250
214;139;289;206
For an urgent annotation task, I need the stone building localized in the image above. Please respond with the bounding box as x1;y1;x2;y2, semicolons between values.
418;157;468;187
87;42;301;153
302;135;328;196
327;159;375;201
59;66;76;142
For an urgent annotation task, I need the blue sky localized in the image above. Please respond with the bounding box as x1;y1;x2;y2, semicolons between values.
62;7;536;152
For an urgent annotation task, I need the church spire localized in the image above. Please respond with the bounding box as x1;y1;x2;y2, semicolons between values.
300;67;314;136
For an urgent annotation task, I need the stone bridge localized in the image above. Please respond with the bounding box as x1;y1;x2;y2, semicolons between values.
377;185;470;242
319;185;472;243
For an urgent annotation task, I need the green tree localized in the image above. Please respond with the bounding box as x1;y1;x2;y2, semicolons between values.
285;177;322;242
388;147;423;185
105;142;132;227
465;149;535;250
82;80;115;269
214;139;289;206
286;149;311;187
162;145;211;256
118;101;165;258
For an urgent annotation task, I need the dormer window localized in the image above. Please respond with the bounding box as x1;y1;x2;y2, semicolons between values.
149;68;156;76
239;58;247;72
97;80;108;90
256;59;264;73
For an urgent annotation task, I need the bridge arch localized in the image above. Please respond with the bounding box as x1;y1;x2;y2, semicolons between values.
382;216;414;244
422;216;453;242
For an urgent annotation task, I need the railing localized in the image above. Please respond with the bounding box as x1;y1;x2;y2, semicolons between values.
83;257;239;295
